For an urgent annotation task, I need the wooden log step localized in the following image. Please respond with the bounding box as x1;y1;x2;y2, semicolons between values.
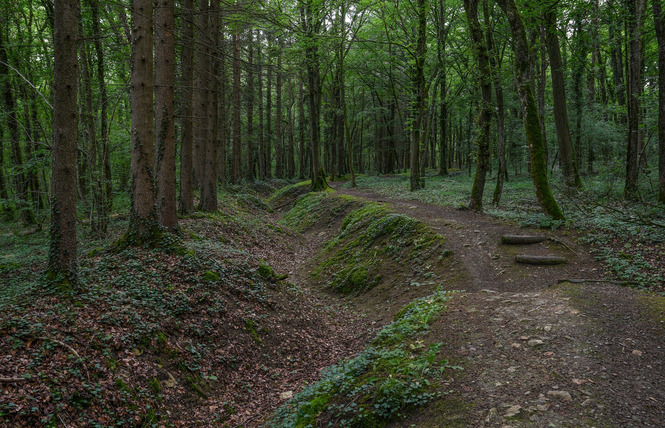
501;235;547;245
515;255;567;265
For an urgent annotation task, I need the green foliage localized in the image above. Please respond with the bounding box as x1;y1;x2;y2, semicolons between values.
271;290;457;427
280;191;359;233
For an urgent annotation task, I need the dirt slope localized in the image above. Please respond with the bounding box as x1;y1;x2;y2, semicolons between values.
333;186;665;427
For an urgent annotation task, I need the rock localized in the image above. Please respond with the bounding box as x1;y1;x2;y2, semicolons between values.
536;404;549;411
504;405;522;418
280;391;293;400
632;349;643;356
486;407;499;423
544;324;553;332
581;399;594;407
547;390;572;401
528;339;545;347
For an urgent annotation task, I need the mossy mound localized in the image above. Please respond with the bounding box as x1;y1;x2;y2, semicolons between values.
280;191;360;233
267;181;314;210
313;201;448;295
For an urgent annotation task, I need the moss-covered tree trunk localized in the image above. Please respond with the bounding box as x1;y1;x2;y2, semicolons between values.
466;0;492;211
495;0;565;220
48;0;79;285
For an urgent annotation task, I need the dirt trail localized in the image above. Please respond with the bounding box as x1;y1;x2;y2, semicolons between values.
334;186;665;427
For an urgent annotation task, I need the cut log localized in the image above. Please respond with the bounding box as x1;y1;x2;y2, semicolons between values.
515;255;567;265
501;235;547;245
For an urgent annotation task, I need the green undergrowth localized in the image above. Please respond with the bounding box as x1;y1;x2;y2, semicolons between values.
346;172;665;292
270;289;458;427
307;197;449;295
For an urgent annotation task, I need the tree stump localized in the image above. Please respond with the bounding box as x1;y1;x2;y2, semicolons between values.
501;235;547;245
515;255;567;265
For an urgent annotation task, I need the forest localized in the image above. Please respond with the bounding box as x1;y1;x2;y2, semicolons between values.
2;0;665;426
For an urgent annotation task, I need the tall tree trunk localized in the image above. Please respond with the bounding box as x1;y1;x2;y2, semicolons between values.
90;0;110;233
299;79;306;178
194;0;210;190
179;0;195;212
266;48;272;179
258;41;265;180
301;0;327;191
275;43;283;178
410;0;427;191
49;0;79;284
466;0;492;211
625;0;646;199
654;0;665;203
126;0;158;241
544;7;582;189
231;29;242;183
485;0;507;205
609;0;627;107
495;0;565;219
246;31;255;180
200;0;219;210
287;77;296;178
155;0;178;228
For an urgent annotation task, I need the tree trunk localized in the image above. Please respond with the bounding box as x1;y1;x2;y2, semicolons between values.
299;79;306;179
91;0;110;233
544;7;582;189
258;41;266;180
155;0;178;228
654;0;665;203
410;0;427;191
194;0;210;190
231;30;242;183
466;0;492;211
495;0;565;219
126;0;158;241
275;43;283;178
200;0;219;211
625;0;646;199
246;31;255;180
48;0;80;285
178;0;195;212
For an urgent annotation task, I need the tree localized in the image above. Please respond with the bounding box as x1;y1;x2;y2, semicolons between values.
126;0;158;242
543;3;582;189
409;0;427;191
465;0;492;210
654;0;665;203
495;0;565;220
179;0;195;213
48;0;80;285
155;0;177;229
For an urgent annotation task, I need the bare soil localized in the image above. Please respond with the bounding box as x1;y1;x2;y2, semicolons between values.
331;185;665;427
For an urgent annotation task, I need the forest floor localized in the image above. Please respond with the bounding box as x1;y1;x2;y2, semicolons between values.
2;177;665;427
328;183;665;427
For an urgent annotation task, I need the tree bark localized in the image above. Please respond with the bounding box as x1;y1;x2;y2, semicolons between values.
410;0;427;191
544;7;582;189
246;31;255;180
466;0;492;211
155;0;177;228
495;0;565;219
179;0;195;212
625;0;646;199
127;0;158;240
231;29;242;183
200;0;219;211
654;0;665;203
48;0;80;284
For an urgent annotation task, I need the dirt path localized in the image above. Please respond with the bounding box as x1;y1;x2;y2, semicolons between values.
334;186;665;427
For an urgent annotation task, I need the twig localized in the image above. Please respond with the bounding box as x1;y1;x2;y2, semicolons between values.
547;237;577;254
57;411;70;428
36;336;90;382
